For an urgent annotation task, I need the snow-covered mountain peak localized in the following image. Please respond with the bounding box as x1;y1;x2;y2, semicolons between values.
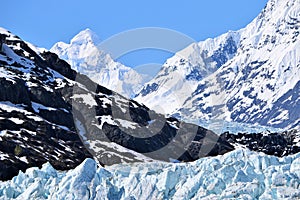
243;0;298;42
183;0;300;129
70;28;100;45
135;29;241;115
51;29;149;98
51;28;104;65
135;0;300;130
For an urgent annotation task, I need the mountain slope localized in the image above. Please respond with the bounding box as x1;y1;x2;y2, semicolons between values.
135;31;240;114
0;27;92;180
51;29;149;98
135;0;300;130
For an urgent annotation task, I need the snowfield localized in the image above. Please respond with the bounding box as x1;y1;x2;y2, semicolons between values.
1;149;300;199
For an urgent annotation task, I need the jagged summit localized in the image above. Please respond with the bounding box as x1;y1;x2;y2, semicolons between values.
52;28;100;53
70;28;101;45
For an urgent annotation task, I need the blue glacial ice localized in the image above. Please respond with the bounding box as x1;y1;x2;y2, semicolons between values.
0;148;300;199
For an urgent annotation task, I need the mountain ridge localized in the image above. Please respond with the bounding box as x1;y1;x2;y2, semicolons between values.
135;0;300;130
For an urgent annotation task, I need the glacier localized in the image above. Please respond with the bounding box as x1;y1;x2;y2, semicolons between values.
1;148;300;199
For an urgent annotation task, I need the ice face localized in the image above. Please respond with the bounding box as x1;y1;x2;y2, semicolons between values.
1;149;300;199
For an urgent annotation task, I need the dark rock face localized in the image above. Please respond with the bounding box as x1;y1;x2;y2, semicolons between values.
41;51;77;80
138;83;159;97
70;85;235;165
210;36;238;68
0;32;92;181
0;34;6;50
29;86;68;108
0;77;31;106
101;121;233;160
0;109;90;181
185;69;203;81
221;129;300;157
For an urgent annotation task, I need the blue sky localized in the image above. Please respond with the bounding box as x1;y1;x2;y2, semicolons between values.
1;0;268;69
